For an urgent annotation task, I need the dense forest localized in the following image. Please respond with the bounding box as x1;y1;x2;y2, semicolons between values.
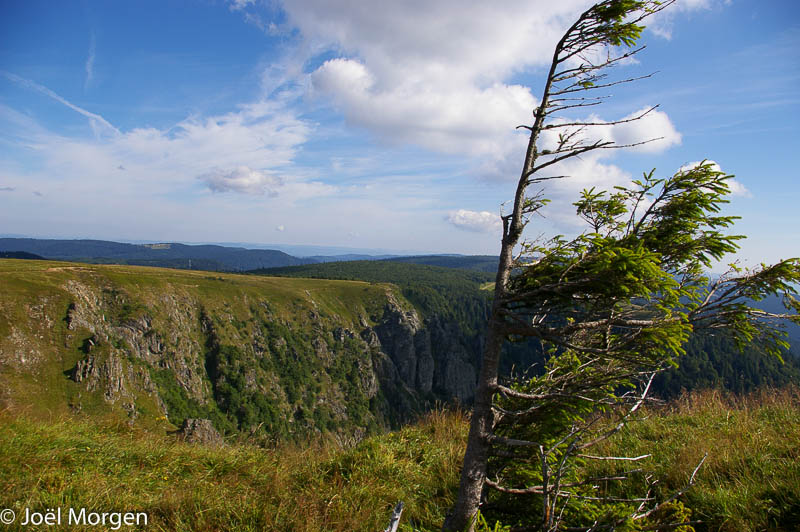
258;260;800;399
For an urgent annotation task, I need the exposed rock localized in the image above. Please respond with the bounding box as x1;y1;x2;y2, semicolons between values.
72;355;95;383
357;353;379;399
360;328;381;348
374;300;423;389
368;299;478;402
333;327;355;342
180;418;224;446
312;336;331;362
429;317;478;402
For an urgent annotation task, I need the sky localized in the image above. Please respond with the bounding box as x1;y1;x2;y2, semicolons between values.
0;0;798;264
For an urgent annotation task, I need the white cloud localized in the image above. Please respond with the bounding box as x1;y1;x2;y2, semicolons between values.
199;166;283;195
289;0;703;193
289;1;706;156
679;160;751;197
606;108;683;152
295;0;583;160
312;58;537;158
679;160;723;174
1;76;318;206
539;107;682;155
286;0;585;85
726;179;751;198
447;209;502;233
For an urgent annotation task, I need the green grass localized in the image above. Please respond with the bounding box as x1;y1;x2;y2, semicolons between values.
587;387;800;531
0;408;468;532
1;388;798;531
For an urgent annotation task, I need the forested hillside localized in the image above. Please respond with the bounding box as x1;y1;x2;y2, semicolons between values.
260;260;800;399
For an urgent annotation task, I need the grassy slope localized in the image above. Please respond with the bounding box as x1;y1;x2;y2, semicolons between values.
0;259;396;431
590;388;800;531
1;389;797;531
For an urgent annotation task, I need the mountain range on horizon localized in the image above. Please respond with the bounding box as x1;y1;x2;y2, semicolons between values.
0;234;439;260
0;237;496;272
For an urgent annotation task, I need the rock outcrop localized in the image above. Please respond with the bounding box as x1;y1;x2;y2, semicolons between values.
370;299;477;403
180;418;224;446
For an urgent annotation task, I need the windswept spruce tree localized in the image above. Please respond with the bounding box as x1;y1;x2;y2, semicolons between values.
442;1;800;531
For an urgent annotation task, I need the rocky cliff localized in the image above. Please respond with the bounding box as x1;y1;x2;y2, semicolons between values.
0;259;479;439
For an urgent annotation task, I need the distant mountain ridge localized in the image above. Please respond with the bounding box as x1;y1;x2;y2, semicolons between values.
0;237;501;273
0;238;311;271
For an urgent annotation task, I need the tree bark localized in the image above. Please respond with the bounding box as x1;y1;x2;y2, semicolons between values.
442;235;516;531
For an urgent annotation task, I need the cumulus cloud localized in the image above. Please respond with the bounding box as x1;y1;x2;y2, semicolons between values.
447;209;502;233
313;58;537;157
286;0;707;193
295;0;579;160
538;107;682;156
199;166;284;195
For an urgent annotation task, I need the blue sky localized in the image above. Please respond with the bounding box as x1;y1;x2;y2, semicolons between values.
0;0;798;265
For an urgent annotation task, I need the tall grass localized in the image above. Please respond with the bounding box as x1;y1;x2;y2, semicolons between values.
0;408;467;532
588;387;800;532
1;388;798;531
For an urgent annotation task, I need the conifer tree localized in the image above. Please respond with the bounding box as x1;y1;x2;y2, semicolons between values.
443;1;800;530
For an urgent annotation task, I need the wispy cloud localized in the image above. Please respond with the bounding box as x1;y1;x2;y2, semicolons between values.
228;0;256;11
84;32;96;91
2;71;118;135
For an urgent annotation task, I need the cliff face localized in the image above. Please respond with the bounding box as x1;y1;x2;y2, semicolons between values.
0;260;478;438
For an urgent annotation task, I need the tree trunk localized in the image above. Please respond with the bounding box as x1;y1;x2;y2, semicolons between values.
443;239;516;531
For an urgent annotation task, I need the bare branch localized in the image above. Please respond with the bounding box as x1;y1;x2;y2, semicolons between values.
551;72;657;96
542;105;658;130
